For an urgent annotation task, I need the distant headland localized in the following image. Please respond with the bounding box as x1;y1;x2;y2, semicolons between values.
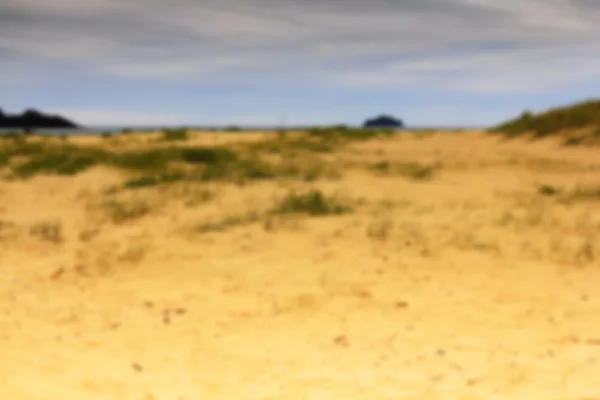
362;114;404;129
0;108;79;131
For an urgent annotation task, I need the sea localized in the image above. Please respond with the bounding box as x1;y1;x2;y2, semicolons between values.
0;125;481;135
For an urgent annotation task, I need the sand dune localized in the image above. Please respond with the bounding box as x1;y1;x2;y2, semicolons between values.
1;130;600;399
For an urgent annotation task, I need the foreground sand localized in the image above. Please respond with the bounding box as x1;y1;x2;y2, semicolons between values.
1;130;600;399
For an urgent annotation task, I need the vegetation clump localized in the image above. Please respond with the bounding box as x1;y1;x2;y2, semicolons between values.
269;189;352;216
490;99;600;141
161;128;189;141
307;125;395;142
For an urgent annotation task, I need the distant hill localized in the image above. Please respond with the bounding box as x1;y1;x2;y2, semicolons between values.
490;99;600;145
0;108;79;131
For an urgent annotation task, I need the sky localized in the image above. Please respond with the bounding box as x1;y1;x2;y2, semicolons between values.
1;0;600;127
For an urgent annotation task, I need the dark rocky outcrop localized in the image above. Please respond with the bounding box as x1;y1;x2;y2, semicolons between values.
363;114;404;129
0;108;79;131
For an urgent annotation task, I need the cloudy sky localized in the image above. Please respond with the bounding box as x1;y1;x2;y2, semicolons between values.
1;0;600;127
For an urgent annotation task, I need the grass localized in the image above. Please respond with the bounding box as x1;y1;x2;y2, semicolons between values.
3;143;239;177
112;148;179;171
161;128;189;141
366;218;393;241
1;130;344;185
247;137;334;154
102;199;153;223
193;189;352;235
29;221;63;243
12;145;110;177
78;225;102;242
123;171;186;189
184;188;215;207
0;150;10;167
538;184;561;196
536;183;600;203
307;125;396;142
569;185;600;201
370;160;440;180
180;146;238;164
196;211;262;233
491;99;600;139
269;189;352;216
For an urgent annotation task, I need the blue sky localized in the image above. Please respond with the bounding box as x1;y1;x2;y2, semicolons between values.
1;0;600;127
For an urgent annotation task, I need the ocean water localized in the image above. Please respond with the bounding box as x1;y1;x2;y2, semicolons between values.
0;125;480;135
0;125;318;135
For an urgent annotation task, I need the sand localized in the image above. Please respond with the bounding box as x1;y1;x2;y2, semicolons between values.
1;130;600;399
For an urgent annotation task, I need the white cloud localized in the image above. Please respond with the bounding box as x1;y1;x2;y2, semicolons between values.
338;41;600;93
1;0;600;93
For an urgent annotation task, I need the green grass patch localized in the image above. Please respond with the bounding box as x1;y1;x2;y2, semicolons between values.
491;99;600;138
538;184;561;196
269;189;352;216
307;126;395;142
112;148;178;171
12;145;110;177
1;136;339;184
246;136;335;155
161;128;189;141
